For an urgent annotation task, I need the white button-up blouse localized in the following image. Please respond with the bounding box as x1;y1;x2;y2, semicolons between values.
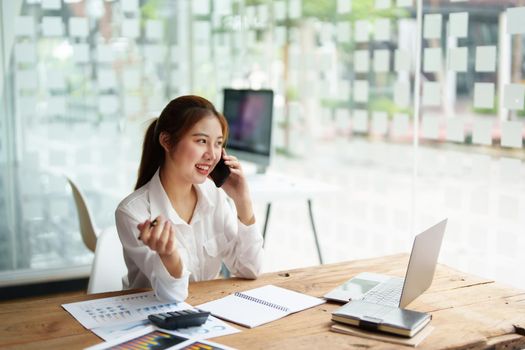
115;169;264;302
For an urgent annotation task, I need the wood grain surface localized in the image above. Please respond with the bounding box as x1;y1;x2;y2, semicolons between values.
1;254;524;350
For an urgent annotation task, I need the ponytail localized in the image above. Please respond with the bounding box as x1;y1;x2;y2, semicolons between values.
135;118;163;190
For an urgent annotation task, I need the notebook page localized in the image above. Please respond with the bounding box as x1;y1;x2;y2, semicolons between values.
242;285;325;313
197;293;288;328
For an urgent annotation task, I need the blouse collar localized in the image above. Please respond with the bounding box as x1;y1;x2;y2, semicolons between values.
147;168;215;226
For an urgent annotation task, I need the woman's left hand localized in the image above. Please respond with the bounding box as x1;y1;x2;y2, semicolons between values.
220;151;256;225
220;153;249;202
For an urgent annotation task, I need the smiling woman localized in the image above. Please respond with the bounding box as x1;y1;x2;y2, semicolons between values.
115;95;263;302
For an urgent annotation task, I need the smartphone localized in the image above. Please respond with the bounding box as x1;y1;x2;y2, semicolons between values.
209;156;231;187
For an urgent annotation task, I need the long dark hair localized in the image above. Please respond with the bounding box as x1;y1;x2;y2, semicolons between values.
135;95;229;190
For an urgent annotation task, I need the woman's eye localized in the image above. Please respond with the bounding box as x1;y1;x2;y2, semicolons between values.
197;139;206;144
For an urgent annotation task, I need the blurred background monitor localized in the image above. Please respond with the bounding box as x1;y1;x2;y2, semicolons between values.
222;88;274;173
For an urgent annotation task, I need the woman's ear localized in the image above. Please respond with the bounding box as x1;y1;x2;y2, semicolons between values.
159;132;171;152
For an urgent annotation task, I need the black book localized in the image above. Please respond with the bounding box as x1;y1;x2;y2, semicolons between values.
331;300;431;338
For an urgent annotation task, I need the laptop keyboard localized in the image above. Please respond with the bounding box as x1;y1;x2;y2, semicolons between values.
362;277;404;307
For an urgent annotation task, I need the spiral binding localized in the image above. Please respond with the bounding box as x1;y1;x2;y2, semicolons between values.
234;292;290;312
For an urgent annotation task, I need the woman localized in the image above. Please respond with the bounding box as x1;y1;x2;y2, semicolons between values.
115;95;263;302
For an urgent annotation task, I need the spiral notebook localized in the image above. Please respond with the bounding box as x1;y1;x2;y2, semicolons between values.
197;285;325;328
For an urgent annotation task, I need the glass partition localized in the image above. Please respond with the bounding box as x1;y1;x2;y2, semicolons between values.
0;0;523;289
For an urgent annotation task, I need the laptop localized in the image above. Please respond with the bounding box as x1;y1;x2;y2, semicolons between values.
324;219;447;308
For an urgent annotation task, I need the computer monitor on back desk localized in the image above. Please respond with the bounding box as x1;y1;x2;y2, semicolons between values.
222;88;274;173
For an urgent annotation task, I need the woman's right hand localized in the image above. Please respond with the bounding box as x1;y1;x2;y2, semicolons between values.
137;215;178;258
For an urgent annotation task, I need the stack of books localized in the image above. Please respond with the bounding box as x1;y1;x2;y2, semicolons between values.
330;300;432;346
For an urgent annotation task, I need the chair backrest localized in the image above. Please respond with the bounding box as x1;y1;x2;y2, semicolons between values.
67;177;98;252
87;226;127;294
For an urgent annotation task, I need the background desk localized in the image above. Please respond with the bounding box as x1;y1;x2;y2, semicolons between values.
1;254;524;349
248;172;337;264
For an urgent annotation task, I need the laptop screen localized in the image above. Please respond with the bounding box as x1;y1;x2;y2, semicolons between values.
399;219;447;308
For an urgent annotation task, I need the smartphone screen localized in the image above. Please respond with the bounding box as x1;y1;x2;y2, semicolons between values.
209;157;231;187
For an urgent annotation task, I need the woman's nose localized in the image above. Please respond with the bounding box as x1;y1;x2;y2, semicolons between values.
206;145;218;161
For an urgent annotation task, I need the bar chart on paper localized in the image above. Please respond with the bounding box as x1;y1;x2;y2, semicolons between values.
62;291;190;329
108;330;186;350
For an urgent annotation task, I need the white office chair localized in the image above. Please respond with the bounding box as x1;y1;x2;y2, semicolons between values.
66;177;127;293
67;177;98;252
87;226;127;294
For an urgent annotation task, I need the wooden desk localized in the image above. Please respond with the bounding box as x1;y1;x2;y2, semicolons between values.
1;254;524;349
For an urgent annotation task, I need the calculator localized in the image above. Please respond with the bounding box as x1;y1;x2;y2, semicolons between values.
148;309;210;330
